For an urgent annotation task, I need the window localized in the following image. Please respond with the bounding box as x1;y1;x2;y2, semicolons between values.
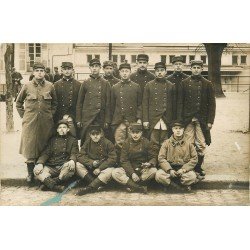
131;55;137;63
181;55;186;63
189;55;195;63
120;55;126;63
169;55;175;64
232;55;238;65
241;55;247;64
28;43;41;68
201;55;207;64
94;54;100;60
87;54;92;63
161;55;167;64
112;55;118;63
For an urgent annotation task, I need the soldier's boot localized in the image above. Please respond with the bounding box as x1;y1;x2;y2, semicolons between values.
165;181;185;193
43;177;65;193
26;163;35;184
126;179;147;194
76;173;95;188
75;177;104;196
53;177;61;185
195;155;206;176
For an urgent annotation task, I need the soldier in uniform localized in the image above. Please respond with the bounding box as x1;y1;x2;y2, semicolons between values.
177;60;216;176
54;62;81;138
76;58;111;145
45;67;54;82
166;56;189;123
75;125;117;196
53;66;62;83
33;119;78;192
11;67;23;101
155;121;199;192
16;62;57;184
110;62;142;155
130;54;155;95
102;60;120;86
142;62;173;148
112;123;157;193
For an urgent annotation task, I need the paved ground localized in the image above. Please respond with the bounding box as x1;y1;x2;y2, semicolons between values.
0;186;249;206
0;92;249;206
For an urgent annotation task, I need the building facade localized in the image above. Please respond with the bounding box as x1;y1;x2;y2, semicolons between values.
0;43;249;93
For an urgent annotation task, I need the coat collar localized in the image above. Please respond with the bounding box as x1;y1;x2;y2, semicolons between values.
170;135;185;147
32;78;45;86
90;74;101;80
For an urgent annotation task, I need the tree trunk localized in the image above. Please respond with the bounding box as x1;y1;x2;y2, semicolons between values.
204;43;227;98
4;43;14;132
108;43;112;60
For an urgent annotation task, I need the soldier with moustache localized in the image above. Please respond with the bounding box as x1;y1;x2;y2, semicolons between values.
76;58;111;145
54;62;81;138
16;62;57;184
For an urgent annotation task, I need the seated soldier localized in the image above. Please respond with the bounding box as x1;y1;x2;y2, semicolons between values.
155;121;200;192
33;120;78;192
112;123;158;194
75;125;117;196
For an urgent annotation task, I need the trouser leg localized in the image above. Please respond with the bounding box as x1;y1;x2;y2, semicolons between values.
140;167;157;184
59;162;75;181
180;171;198;186
155;169;171;186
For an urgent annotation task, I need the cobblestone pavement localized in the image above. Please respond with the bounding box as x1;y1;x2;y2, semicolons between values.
1;186;249;206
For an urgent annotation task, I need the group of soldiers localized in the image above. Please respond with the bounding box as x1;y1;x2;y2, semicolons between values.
15;53;216;195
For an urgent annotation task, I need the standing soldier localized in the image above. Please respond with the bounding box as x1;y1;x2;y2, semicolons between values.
54;62;81;138
102;60;120;86
16;62;57;184
76;58;111;145
11;67;23;101
110;62;142;153
112;123;158;193
130;54;155;95
166;56;188;122
53;66;62;83
45;67;54;82
102;60;120;142
177;60;216;176
142;62;173;148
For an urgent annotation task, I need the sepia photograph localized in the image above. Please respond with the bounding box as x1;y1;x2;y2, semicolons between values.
0;43;249;206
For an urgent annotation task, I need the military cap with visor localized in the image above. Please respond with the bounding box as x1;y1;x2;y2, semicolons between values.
61;62;73;68
154;62;166;70
190;60;203;67
137;54;149;62
33;62;45;70
119;63;131;70
89;58;101;67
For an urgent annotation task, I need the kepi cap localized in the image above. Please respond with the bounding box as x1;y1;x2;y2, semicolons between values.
137;54;149;62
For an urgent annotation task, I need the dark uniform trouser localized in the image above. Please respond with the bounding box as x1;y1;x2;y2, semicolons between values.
112;167;157;185
150;129;168;147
